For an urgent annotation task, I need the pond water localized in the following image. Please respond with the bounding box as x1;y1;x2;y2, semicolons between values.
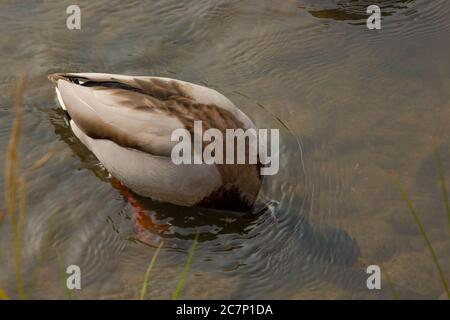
0;0;450;299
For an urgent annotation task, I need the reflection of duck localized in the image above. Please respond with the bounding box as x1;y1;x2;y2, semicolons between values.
48;73;261;212
306;0;414;23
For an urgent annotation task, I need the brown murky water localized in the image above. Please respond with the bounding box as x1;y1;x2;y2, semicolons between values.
1;0;450;299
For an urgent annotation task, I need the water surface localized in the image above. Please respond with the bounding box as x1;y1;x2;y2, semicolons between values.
1;0;450;299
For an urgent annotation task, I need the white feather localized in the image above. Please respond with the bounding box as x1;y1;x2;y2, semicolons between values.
71;120;222;205
56;88;67;110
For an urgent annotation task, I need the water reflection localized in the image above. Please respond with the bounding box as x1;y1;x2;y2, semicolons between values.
48;95;360;299
1;0;449;299
306;0;415;24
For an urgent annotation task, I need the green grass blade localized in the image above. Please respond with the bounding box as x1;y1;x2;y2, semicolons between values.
389;173;450;299
382;269;399;300
0;288;9;300
140;241;164;300
432;137;450;233
172;231;200;300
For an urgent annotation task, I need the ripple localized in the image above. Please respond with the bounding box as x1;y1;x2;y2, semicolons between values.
1;0;449;299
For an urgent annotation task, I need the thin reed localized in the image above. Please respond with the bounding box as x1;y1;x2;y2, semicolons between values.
172;231;200;300
432;136;450;233
1;75;54;300
4;75;27;299
389;172;450;299
0;288;9;300
382;269;399;300
140;241;164;300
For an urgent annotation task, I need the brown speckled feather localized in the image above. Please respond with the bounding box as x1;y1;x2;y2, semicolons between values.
49;73;262;211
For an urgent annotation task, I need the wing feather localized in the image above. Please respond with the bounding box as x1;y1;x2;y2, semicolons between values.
54;72;256;158
57;79;183;157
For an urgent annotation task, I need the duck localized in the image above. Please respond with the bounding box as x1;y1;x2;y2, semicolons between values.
48;73;262;212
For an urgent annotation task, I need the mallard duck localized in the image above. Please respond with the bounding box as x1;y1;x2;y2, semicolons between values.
48;73;262;212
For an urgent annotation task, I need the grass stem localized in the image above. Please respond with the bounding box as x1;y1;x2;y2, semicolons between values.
382;269;399;300
432;136;450;234
4;75;27;300
389;173;450;299
0;288;9;300
139;241;164;300
172;231;199;300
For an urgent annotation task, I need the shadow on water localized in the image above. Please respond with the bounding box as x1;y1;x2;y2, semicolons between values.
304;0;416;25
